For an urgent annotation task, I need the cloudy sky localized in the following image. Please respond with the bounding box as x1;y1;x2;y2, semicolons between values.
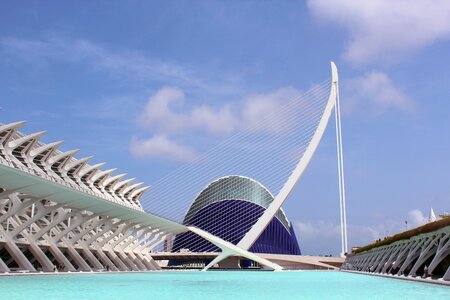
1;0;450;255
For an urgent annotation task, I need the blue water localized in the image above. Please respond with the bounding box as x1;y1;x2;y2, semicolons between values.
0;271;448;299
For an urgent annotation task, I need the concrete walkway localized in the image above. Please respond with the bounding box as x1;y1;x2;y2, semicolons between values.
0;269;197;277
342;270;450;287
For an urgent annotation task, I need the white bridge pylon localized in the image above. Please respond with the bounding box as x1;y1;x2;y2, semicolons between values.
203;62;347;270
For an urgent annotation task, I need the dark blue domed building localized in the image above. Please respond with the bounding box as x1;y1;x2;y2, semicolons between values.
170;175;301;256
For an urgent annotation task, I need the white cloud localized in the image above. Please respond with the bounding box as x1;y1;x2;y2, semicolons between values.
138;86;238;136
130;134;197;162
408;209;427;227
138;86;303;135
242;87;302;133
133;86;307;161
344;71;415;114
295;220;384;255
308;0;450;64
0;36;228;92
295;209;428;255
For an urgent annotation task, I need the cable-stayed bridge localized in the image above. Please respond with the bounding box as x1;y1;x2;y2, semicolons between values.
0;62;346;272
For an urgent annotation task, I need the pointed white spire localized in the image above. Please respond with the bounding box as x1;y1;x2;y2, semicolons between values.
429;207;437;222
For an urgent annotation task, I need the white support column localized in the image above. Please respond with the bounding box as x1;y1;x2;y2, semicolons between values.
391;242;413;272
374;247;391;272
444;265;450;281
63;240;92;272
31;208;73;242
53;212;97;243
5;213;55;272
119;228;149;252
124;251;146;270
0;255;10;273
410;236;439;276
27;242;54;272
107;226;137;250
399;238;427;275
105;248;132;271
381;243;404;273
428;233;450;274
67;216;107;245
134;251;160;270
99;224;133;248
0;226;36;271
46;239;77;272
94;246;122;271
0;193;36;223
116;251;140;271
80;247;104;270
334;74;348;256
69;224;107;270
10;202;64;237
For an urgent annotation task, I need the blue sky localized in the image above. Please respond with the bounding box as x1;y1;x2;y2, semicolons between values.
1;1;450;255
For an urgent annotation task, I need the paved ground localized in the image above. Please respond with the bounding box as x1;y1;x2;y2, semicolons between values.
342;270;450;286
152;252;344;270
0;270;194;276
258;253;344;270
0;254;345;275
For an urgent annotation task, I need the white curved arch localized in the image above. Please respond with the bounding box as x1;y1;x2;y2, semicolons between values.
236;62;339;250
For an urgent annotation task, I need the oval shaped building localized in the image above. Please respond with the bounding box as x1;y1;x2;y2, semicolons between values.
171;175;301;255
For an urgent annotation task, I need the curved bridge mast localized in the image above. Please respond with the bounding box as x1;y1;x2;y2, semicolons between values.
202;62;343;270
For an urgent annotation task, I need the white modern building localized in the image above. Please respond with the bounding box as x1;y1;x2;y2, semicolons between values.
0;62;346;273
0;121;284;272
